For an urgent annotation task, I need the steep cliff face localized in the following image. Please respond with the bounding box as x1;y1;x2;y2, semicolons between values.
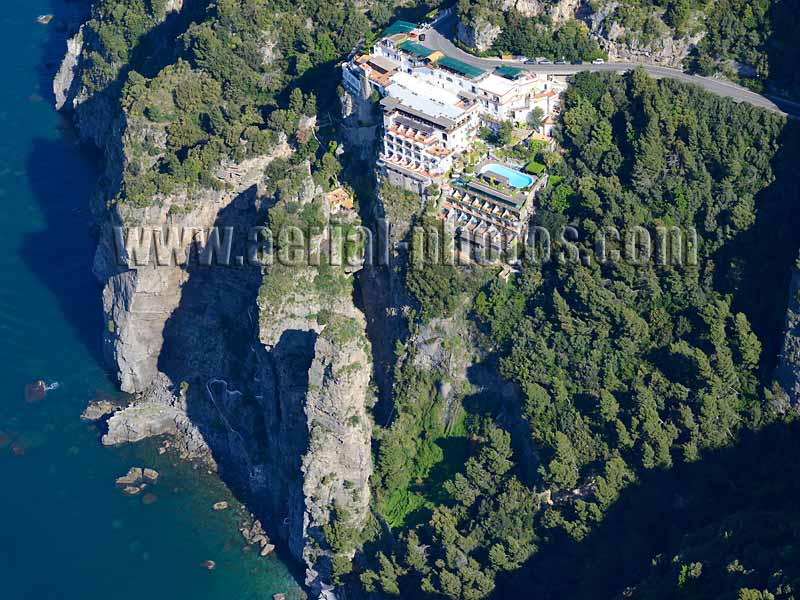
338;87;379;162
53;0;190;147
457;0;546;50
252;166;373;593
295;323;373;595
95;148;290;394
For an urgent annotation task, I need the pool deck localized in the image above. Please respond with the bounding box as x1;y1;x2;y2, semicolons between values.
479;163;533;189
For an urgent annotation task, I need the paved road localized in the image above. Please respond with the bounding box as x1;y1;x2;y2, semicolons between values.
421;15;800;117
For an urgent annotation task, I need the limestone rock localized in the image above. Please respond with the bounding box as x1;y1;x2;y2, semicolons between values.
290;328;373;590
143;468;159;483
116;467;143;487
53;25;83;111
550;0;582;26
504;0;545;17
457;18;502;52
102;403;181;446
80;399;116;422
95;147;290;395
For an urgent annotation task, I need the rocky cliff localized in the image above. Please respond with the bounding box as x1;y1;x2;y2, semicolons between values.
253;163;374;594
457;0;704;67
55;2;374;596
95;148;290;395
586;1;704;67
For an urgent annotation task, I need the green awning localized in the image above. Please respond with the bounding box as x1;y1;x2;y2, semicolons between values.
382;20;418;37
495;66;525;80
398;40;434;58
438;56;486;79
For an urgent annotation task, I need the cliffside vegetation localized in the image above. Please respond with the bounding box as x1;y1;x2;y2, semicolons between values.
458;0;800;97
457;0;605;61
78;0;372;206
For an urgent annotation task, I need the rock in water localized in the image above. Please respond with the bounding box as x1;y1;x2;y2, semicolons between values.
116;467;143;487
122;486;141;496
142;493;158;505
101;403;181;446
24;381;47;403
212;501;228;511
37;14;54;25
273;594;287;600
81;400;117;422
142;468;159;483
201;560;216;571
260;544;275;557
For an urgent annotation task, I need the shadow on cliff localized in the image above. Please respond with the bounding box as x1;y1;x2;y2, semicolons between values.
157;184;268;485
21;135;107;368
493;418;800;599
155;185;309;580
712;119;800;376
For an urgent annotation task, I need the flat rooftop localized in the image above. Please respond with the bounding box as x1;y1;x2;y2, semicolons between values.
368;55;400;73
384;71;468;125
476;73;516;97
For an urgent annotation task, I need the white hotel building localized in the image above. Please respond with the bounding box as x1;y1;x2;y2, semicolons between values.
378;72;480;192
341;22;565;192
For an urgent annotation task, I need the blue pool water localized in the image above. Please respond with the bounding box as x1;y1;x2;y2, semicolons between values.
481;163;533;188
0;2;302;598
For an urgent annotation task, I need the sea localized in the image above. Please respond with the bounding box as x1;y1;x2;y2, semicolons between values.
0;2;301;598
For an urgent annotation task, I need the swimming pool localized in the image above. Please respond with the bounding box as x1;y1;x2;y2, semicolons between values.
480;163;533;189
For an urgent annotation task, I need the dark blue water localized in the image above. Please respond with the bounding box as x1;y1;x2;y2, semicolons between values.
0;3;301;598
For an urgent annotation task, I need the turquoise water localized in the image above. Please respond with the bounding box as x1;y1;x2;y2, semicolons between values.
0;3;301;598
481;163;533;188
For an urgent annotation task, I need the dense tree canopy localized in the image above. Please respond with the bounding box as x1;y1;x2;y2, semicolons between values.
360;70;800;600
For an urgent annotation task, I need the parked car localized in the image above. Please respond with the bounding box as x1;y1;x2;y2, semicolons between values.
554;59;567;65
539;58;552;64
525;59;537;65
515;56;528;62
592;58;605;64
572;60;584;65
